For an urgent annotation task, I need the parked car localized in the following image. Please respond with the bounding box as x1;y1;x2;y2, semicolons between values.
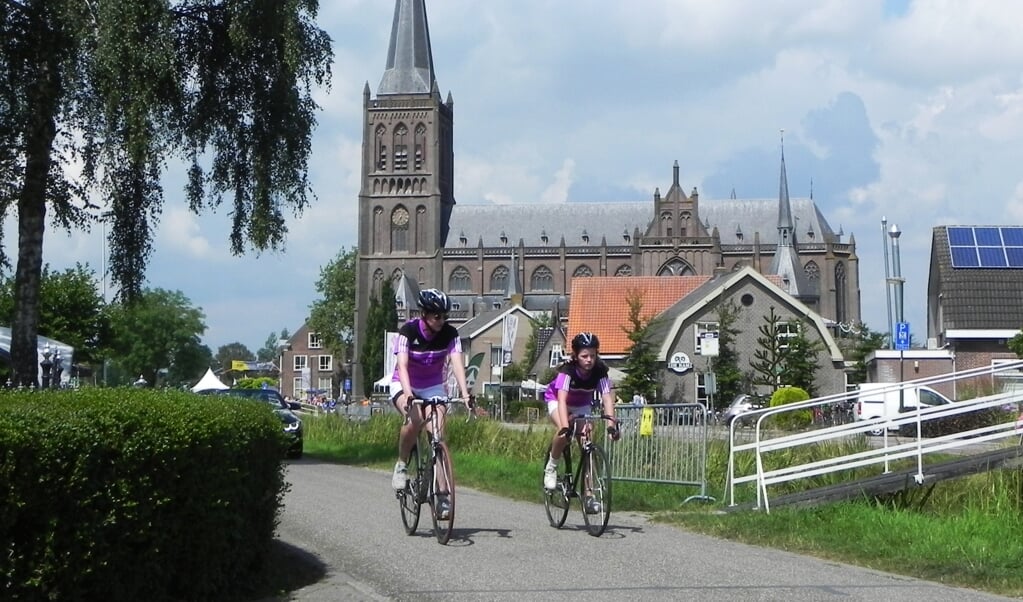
199;388;303;458
723;393;765;427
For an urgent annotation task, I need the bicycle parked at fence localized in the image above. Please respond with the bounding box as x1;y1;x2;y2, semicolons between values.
396;396;472;545
542;413;616;537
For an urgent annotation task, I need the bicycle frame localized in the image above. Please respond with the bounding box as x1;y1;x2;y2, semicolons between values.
543;413;614;537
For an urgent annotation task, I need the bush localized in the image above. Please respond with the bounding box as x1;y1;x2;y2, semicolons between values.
766;386;812;430
918;406;1013;438
0;389;288;602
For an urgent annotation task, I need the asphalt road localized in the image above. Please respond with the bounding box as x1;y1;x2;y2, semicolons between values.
270;459;1013;602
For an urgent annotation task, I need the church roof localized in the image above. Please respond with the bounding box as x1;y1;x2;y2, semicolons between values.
446;198;838;249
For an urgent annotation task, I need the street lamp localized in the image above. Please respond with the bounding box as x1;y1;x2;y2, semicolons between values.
51;350;63;388
39;343;53;389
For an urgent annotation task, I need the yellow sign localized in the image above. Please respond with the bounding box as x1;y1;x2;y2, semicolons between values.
640;407;655;436
231;360;249;371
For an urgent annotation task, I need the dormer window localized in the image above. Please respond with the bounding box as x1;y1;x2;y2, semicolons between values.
623;229;630;243
500;231;508;246
807;226;815;240
459;230;467;246
581;230;589;244
735;224;743;241
541;229;548;245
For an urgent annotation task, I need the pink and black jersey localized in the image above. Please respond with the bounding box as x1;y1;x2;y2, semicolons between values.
543;361;612;410
390;319;462;390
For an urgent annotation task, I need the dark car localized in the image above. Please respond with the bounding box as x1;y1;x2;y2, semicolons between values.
198;388;303;459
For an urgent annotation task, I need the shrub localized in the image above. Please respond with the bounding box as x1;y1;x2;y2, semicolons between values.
0;389;287;602
766;386;812;430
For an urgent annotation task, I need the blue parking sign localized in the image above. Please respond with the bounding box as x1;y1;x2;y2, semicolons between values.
895;322;910;351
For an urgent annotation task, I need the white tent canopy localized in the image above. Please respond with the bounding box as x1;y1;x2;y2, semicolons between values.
191;368;228;392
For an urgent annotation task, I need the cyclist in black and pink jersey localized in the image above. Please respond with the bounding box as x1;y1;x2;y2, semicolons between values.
390;289;472;517
542;332;619;511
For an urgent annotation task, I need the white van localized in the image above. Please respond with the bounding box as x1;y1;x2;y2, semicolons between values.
855;383;954;435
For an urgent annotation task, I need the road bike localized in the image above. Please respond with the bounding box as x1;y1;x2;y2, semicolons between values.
542;413;615;537
396;396;471;545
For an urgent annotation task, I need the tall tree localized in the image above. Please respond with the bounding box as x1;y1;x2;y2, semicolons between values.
619;290;659;403
841;324;887;385
750;306;787;391
256;328;290;363
359;278;396;397
107;288;207;387
0;0;332;386
307;247;356;361
712;297;746;408
215;342;254;378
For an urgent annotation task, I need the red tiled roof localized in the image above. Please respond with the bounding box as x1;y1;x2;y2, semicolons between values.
567;277;711;355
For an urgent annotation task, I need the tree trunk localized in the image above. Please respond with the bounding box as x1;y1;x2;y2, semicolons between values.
11;36;59;388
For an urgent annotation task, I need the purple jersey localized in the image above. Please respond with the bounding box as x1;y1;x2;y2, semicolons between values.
544;361;612;409
390;319;462;390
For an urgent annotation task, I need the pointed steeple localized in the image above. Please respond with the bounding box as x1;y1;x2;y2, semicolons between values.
378;0;437;95
769;130;813;300
776;130;794;247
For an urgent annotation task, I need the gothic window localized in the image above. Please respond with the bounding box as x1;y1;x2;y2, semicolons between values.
573;265;593;278
656;258;694;276
393;123;408;170
448;266;472;292
372;269;384;296
835;262;847;323
391;206;409;252
804;260;821;294
490;266;509;292
531;265;554;291
414;123;426;170
614;264;633;277
375;124;387;171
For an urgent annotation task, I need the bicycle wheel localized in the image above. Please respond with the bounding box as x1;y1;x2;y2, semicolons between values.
398;442;422;535
541;444;570;529
430;441;456;545
580;443;612;537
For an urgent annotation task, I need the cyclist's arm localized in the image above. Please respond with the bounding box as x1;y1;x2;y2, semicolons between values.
555;383;571;430
447;349;472;403
395;346;413;407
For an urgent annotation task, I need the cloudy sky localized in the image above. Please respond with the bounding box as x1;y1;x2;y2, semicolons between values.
25;0;1023;353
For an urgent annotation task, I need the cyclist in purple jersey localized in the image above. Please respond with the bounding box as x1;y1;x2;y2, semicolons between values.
543;332;619;500
390;290;472;518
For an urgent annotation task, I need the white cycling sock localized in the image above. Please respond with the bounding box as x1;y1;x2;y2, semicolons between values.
546;455;557;470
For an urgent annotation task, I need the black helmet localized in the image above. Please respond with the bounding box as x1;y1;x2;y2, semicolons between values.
417;288;451;314
571;332;599;352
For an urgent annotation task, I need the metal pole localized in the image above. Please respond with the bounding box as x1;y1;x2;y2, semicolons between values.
881;216;894;349
889;224;905;410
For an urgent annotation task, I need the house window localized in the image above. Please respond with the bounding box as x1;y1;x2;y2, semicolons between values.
777;322;799;350
318;355;332;371
549;344;566;368
695;322;719;355
696;373;710;407
308;333;322;349
293;377;305;400
293;355;308;371
318;376;332;395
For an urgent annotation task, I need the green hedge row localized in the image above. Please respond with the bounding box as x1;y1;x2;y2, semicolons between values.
0;389;288;601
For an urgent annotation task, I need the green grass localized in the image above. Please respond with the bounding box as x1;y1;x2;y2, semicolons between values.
302;413;1023;598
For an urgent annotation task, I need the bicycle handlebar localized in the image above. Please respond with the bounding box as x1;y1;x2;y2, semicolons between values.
409;396;478;422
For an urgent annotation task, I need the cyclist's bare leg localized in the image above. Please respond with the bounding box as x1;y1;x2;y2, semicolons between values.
548;411;570;461
396;397;425;463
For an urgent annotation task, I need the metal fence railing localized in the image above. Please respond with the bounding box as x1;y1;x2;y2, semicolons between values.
610;403;714;504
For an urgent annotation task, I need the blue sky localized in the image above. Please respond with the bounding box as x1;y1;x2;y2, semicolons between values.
26;0;1023;352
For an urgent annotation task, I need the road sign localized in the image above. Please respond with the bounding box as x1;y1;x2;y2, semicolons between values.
895;322;911;351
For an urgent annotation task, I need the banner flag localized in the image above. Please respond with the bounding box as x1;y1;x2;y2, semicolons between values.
502;315;519;366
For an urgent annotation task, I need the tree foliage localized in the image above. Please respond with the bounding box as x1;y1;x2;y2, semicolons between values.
307;247;356;361
106;288;208;387
0;0;333;385
359;278;396;397
842;324;888;384
711;297;746;408
749;306;787;391
779;319;824;397
214;342;254;381
256;328;290;363
0;263;109;369
619;290;659;402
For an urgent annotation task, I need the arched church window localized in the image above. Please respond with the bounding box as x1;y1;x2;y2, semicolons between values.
490;266;509;292
448;266;472;292
531;265;554;291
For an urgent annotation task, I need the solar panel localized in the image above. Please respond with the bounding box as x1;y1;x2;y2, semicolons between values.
948;226;1023;269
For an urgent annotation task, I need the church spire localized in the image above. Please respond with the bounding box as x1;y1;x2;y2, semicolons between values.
769;130;813;299
777;130;794;247
378;0;437;95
